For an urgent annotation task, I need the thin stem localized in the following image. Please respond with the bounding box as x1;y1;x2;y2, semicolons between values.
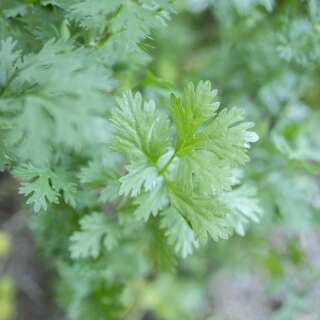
158;150;176;176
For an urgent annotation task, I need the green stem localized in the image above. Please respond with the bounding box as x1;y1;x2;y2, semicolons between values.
158;150;177;176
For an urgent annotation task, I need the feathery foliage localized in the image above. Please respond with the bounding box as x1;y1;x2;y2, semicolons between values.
3;0;318;319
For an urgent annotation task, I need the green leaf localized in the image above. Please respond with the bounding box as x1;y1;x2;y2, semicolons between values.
160;207;198;258
119;162;161;197
14;164;77;212
14;165;59;212
111;91;172;163
67;0;121;31
79;156;121;203
111;81;259;246
220;185;262;236
170;81;258;196
0;38;115;165
69;212;118;259
197;107;259;165
181;150;235;194
134;183;169;221
168;184;232;242
170;81;220;151
0;38;20;88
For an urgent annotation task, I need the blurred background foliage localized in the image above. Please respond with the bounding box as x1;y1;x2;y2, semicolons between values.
0;0;320;319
